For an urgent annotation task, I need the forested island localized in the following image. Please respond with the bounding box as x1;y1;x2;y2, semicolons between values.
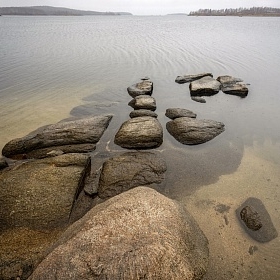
189;7;280;16
0;6;132;16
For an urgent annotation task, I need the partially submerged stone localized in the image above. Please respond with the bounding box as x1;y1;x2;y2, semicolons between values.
191;96;206;103
189;76;221;96
98;152;167;199
115;116;163;149
236;197;278;243
0;157;8;170
127;79;153;98
128;95;157;111
29;187;209;280
175;73;213;84
129;109;158;118
2;115;113;159
165;108;197;120
217;75;249;97
0;153;91;231
166;117;225;145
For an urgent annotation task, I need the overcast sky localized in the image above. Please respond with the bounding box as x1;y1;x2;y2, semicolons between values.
1;0;280;15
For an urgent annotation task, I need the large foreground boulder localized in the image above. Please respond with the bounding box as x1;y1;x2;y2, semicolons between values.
114;116;163;149
175;73;213;84
0;153;91;231
127;79;153;98
29;187;209;280
166;117;225;145
189;76;221;96
128;95;156;111
97;152;167;199
236;197;278;242
2;115;113;159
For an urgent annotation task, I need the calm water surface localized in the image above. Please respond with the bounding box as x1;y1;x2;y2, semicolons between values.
1;15;280;279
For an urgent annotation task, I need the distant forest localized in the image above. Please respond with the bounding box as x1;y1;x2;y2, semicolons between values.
189;7;280;16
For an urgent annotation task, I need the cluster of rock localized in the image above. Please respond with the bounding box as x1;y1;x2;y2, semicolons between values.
115;78;163;149
165;108;225;145
175;73;249;103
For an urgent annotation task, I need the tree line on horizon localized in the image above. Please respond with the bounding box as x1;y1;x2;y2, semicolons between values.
189;7;280;16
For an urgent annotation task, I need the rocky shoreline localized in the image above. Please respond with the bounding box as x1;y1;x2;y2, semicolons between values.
0;76;277;279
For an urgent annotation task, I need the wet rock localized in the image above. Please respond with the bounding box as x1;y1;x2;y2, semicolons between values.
97;152;167;199
191;96;206;103
166;117;225;145
2;115;113;159
217;75;249;97
165;108;197;120
0;153;91;231
128;95;157;111
0;157;8;170
189;76;221;96
29;187;209;280
236;197;278;243
175;73;213;84
129;109;158;118
114;116;163;149
127;79;153;98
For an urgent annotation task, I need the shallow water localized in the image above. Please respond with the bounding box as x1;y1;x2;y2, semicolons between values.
1;15;280;278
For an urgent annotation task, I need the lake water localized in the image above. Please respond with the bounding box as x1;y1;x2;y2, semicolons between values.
1;15;280;279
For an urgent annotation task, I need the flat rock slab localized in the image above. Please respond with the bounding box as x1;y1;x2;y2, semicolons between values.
127;79;153;98
175;73;213;84
236;197;278;243
114;116;163;149
129;109;158;118
191;96;206;103
128;95;156;111
166;117;225;145
0;153;91;230
98;152;167;199
30;187;209;280
2;115;113;159
217;75;248;97
189;76;221;96
165;108;197;120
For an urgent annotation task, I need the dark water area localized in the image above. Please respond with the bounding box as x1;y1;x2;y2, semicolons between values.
1;15;280;279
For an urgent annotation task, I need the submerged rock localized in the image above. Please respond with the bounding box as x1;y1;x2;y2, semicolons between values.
127;79;153;98
128;95;157;111
191;96;206;103
166;117;225;145
0;157;8;170
114;116;163;149
165;108;197;120
236;197;278;243
217;75;249;97
175;73;213;84
0;153;91;231
189;76;221;96
129;109;158;118
29;187;209;280
98;152;167;199
2;115;113;159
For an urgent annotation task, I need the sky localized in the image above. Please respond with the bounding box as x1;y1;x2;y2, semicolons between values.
0;0;280;15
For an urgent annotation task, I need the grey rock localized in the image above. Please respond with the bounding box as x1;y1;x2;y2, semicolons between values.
189;76;221;96
0;153;91;231
0;157;8;170
129;109;158;118
236;197;278;243
217;75;249;97
2;115;112;159
29;187;209;280
128;95;156;111
97;152;167;199
114;117;163;149
165;108;197;120
127;80;153;98
166;117;225;145
191;96;206;103
175;73;213;84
